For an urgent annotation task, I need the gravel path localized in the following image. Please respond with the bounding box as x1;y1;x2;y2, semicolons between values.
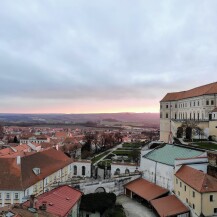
117;195;157;217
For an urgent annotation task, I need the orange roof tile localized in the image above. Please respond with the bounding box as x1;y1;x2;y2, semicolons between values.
124;178;169;202
175;165;217;192
161;82;217;102
23;185;82;217
151;195;189;217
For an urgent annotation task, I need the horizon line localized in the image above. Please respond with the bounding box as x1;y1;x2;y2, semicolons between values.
0;111;160;115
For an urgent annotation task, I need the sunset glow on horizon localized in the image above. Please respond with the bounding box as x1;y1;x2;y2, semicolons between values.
0;1;217;114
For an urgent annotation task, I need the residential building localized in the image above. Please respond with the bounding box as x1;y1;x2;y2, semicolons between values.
0;185;82;217
23;185;82;217
20;135;50;144
0;148;77;207
160;82;217;142
175;165;217;217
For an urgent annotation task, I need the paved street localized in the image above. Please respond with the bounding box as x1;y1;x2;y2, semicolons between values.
117;195;157;217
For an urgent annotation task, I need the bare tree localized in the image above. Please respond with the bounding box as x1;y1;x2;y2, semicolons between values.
0;125;4;140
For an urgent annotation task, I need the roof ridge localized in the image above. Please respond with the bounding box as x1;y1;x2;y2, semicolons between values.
200;172;207;192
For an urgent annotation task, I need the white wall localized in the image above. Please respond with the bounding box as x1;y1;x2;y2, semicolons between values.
72;161;91;177
111;163;138;176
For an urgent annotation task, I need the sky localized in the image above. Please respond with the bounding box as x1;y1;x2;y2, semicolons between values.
0;0;217;114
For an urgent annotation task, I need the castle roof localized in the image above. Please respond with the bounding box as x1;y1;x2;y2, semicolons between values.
161;82;217;102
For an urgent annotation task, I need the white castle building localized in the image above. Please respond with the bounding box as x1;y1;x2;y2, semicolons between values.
160;82;217;143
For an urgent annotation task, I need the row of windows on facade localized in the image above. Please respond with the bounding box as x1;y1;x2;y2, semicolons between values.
73;165;86;176
161;112;205;120
161;100;215;109
176;178;215;202
0;193;19;200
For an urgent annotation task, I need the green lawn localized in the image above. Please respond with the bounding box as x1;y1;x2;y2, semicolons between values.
192;142;217;150
112;150;133;156
122;143;141;149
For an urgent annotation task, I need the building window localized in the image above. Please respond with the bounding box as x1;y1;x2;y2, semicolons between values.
176;178;178;184
125;169;130;174
190;102;191;107
193;204;195;209
0;193;1;199
211;100;214;105
6;193;10;200
175;104;177;108
184;185;186;191
166;113;168;118
192;191;195;198
14;193;19;200
166;104;168;108
206;100;209;105
214;208;217;214
210;195;214;202
73;165;77;175
194;102;195;106
178;191;180;196
115;168;120;175
186;198;188;203
198;101;199;106
82;166;86;176
180;182;182;187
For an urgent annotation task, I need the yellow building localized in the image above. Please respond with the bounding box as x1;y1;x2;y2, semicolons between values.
174;165;217;217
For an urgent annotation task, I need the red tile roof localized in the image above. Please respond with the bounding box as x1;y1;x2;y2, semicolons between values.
151;195;189;217
124;178;169;202
23;186;82;217
161;82;217;102
175;165;217;192
0;149;73;190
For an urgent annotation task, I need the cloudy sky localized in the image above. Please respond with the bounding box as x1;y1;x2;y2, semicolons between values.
0;1;217;113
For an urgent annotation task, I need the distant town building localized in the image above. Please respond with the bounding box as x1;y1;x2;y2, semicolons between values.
160;82;217;142
20;134;50;144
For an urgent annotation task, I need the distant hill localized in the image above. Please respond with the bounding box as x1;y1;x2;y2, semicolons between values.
0;112;160;127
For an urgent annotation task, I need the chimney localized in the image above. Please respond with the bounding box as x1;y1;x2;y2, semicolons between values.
16;156;21;165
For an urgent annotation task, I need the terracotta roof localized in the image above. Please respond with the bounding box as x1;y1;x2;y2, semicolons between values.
175;165;217;192
23;185;82;217
151;195;189;217
0;149;73;190
124;178;169;202
161;82;217;102
0;207;56;217
55;132;68;139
